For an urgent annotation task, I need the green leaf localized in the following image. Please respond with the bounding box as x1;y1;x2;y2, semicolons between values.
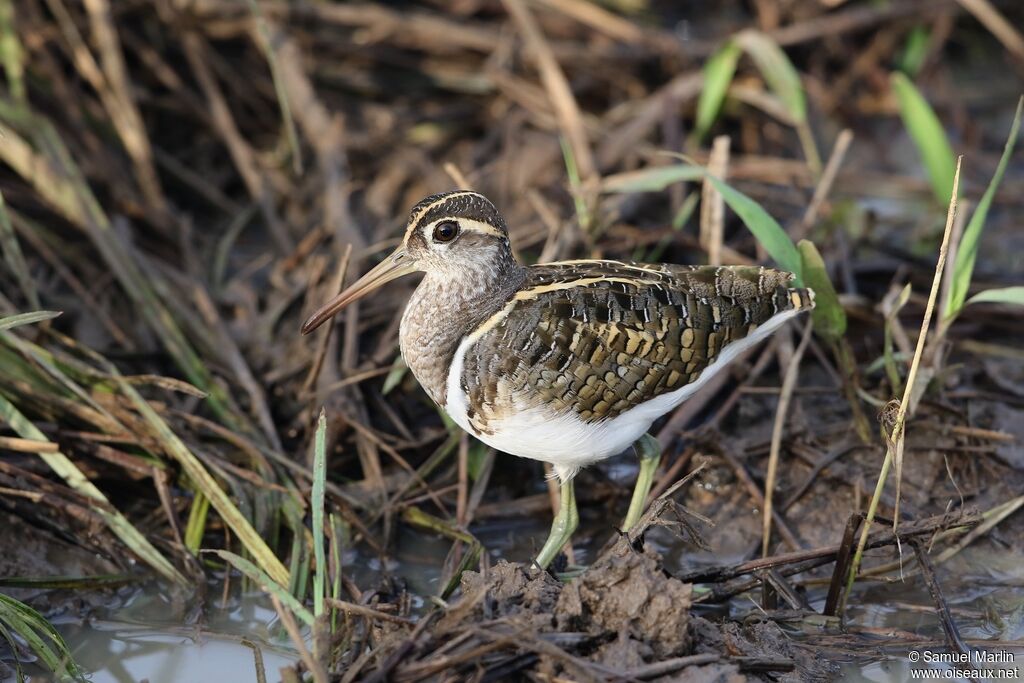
736;30;806;124
898;26;930;77
602;164;705;194
381;354;408;395
966;286;1024;307
601;163;802;279
0;310;60;331
695;41;741;140
706;175;802;280
467;441;490;481
946;96;1023;318
213;550;314;627
798;240;845;341
890;72;957;205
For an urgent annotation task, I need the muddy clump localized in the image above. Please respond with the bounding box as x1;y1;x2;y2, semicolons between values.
556;548;692;659
430;540;822;681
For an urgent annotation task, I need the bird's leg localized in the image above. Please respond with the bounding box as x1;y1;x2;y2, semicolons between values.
535;477;578;569
623;433;661;531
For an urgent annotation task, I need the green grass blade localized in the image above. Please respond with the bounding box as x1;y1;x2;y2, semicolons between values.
890;72;957;204
0;593;85;681
244;0;303;175
602;165;705;193
184;492;211;553
737;30;806;123
111;374;290;586
0;392;186;585
0;310;60;331
706;175;803;280
695;41;741;141
966;286;1024;306
381;355;408;396
312;409;327;617
212;550;314;627
946;96;1022;318
797;240;845;341
560;136;590;231
0;619;25;681
602;163;802;278
898;25;930;77
0;1;26;104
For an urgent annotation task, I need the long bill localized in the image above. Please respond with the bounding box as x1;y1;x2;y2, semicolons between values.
301;248;415;334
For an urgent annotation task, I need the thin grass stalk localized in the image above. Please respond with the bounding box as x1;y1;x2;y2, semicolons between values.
312;409;327;617
244;0;303;175
762;321;813;558
560;136;592;233
839;157;962;616
287;518;304;599
270;594;325;683
0;311;60;331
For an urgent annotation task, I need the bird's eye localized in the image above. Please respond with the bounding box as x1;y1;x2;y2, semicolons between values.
432;220;459;243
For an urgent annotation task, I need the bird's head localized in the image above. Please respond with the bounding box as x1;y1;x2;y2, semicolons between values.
301;190;514;334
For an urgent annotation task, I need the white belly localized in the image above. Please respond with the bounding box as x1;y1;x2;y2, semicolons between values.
443;309;801;480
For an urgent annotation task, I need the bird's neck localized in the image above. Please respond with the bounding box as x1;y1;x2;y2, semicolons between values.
400;255;526;406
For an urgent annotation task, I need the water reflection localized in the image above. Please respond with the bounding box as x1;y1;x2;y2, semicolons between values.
52;587;297;683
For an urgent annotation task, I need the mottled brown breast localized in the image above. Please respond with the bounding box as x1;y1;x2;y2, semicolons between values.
458;262;813;433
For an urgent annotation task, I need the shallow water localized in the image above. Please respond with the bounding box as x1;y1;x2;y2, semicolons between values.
7;586;299;683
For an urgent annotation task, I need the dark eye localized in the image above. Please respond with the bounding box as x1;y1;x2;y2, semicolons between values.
432;220;459;243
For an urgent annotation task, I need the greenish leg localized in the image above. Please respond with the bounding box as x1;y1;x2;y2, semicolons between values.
623;433;661;531
534;477;578;569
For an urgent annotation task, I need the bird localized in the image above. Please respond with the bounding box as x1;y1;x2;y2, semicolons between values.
302;190;814;569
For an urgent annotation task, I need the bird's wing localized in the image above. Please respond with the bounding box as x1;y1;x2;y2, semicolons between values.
458;262;813;433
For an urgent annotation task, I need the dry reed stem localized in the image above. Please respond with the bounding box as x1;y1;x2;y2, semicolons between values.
536;0;646;44
840;156;962;616
796;129;853;241
303;244;353;397
956;0;1024;62
700;135;730;266
502;0;596;182
270;594;326;683
443;162;473;190
181;32;293;253
82;0;167;215
762;321;814;558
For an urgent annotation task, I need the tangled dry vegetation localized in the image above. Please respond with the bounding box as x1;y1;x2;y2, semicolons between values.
0;0;1023;681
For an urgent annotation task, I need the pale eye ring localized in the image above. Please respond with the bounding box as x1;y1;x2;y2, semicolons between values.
432;220;459;243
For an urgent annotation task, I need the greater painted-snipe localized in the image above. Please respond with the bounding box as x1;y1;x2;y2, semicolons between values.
302;191;814;568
